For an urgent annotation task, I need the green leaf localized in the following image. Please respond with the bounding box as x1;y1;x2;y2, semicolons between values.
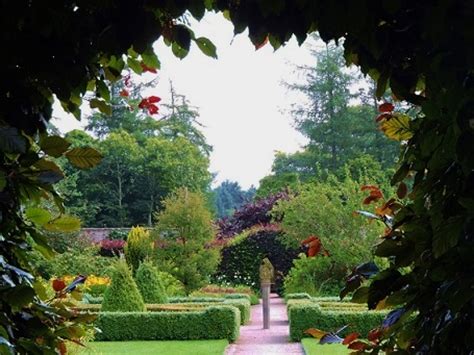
351;286;369;303
376;70;390;98
391;163;410;185
172;42;189;59
25;207;52;226
142;47;161;70
39;136;71;157
128;47;139;59
43;215;81;233
36;168;64;184
96;80;111;102
127;57;143;74
34;158;63;173
0;127;27;154
90;98;112;116
433;216;463;258
0;171;6;191
3;285;35;310
195;37;218;59
173;25;192;52
65;147;103;169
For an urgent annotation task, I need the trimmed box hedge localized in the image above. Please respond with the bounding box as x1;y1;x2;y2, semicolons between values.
95;306;240;342
159;297;251;325
285;293;312;301
288;302;387;341
76;297;251;325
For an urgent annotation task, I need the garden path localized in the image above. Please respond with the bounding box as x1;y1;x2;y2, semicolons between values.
225;293;304;355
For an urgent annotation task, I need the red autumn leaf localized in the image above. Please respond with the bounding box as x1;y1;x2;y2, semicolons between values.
348;341;368;350
379;102;394;113
119;89;129;97
375;112;392;122
368;328;382;342
52;279;66;292
140;62;158;73
147;104;159;115
147;96;162;104
138;98;148;109
342;332;360;345
396;182;408;199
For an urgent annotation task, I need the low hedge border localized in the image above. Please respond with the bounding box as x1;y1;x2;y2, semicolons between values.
76;298;251;325
288;302;388;341
162;297;250;325
285;293;313;301
168;297;225;303
95;306;240;342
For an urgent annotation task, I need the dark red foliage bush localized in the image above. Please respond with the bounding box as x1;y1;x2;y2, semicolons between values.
216;192;289;240
99;239;126;257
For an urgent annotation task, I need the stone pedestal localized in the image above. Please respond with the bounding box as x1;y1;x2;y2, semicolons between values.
259;258;275;330
261;282;271;329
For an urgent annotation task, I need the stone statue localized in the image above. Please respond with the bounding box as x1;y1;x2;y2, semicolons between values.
259;257;274;284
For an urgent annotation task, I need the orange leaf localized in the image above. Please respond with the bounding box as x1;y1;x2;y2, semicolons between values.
52;279;66;292
307;237;322;257
375;198;396;216
301;235;318;245
348;341;368;350
305;328;327;339
378;102;394;113
343;332;360;345
396;182;408;199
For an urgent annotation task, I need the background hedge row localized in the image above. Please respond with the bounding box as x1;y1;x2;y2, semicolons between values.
95;306;240;342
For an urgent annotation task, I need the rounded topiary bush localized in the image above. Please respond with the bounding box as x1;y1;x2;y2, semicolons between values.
135;260;168;304
101;259;145;312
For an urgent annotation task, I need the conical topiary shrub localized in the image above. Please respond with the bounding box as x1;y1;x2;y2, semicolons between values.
135;260;168;304
101;259;145;312
124;226;153;273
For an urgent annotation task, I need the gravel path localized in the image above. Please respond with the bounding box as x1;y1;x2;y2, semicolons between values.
225;293;304;355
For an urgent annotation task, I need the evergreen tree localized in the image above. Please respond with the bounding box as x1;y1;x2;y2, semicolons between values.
135;260;168;304
102;260;145;312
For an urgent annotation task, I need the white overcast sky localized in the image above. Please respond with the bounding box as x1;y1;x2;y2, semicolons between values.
54;12;318;190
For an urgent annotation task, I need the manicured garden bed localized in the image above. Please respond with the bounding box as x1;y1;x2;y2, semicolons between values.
77;339;228;354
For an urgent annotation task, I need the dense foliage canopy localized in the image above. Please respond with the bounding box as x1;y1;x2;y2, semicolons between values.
1;1;473;353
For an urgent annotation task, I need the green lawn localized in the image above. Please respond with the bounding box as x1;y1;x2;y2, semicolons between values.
76;340;228;355
301;339;349;355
